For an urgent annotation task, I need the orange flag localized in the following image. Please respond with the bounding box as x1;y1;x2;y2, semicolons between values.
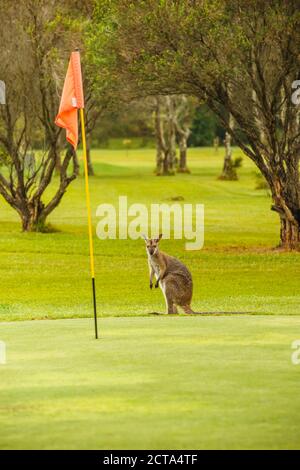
55;51;84;149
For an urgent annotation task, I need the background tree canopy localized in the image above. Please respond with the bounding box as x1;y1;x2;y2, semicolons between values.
88;0;300;249
0;0;299;249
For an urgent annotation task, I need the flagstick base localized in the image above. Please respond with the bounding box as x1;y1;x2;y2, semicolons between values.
92;277;98;339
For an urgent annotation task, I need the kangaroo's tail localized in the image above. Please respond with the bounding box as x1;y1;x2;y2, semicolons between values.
182;305;202;314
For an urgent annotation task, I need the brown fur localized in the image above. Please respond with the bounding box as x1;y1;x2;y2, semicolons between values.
143;234;196;314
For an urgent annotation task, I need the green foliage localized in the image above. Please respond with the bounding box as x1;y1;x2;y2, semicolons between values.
189;105;221;147
233;156;243;169
0;147;10;167
84;0;121;101
90;102;155;147
254;171;270;191
88;0;300;238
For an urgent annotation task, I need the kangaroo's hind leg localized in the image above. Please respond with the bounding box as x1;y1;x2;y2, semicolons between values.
172;304;178;314
167;301;178;314
166;298;177;314
162;281;178;314
162;288;175;314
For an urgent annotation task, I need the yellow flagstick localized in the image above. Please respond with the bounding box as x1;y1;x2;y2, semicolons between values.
80;107;98;339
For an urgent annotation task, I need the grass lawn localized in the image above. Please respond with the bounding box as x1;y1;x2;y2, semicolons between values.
0;147;299;320
0;147;299;449
1;316;300;450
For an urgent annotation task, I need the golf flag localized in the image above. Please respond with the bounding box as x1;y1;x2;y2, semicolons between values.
55;51;84;149
55;50;99;339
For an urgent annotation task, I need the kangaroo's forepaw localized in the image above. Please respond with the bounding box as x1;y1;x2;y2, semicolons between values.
150;283;153;289
155;282;159;288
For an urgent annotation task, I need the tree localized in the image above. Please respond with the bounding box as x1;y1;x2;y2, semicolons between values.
218;113;239;180
189;105;220;147
96;0;300;249
0;0;83;231
87;4;196;176
83;0;135;172
154;96;176;175
83;79;105;175
173;95;195;173
219;131;236;181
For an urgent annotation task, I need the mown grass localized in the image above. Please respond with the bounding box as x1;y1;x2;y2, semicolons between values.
1;316;300;450
0;147;299;450
0;147;299;320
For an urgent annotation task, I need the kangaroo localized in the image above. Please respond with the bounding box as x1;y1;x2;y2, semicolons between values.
143;234;198;314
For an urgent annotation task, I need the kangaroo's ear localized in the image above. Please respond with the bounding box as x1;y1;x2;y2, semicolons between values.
155;233;163;242
142;234;148;243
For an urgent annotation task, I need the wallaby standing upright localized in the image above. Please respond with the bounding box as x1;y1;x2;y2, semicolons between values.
143;234;197;314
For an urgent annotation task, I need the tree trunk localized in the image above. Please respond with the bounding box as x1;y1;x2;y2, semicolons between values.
164;96;176;175
213;136;219;154
279;217;300;249
71;150;79;177
86;136;94;176
154;97;165;175
21;213;46;232
21;201;46;232
16;146;78;233
178;143;187;172
55;152;61;174
154;96;175;176
154;96;177;175
270;176;300;250
162;151;171;175
177;134;190;173
162;146;176;175
218;131;237;180
156;146;163;174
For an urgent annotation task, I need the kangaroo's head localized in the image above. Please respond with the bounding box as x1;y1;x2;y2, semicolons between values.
142;234;162;256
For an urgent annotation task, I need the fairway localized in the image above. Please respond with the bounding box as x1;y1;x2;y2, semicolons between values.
0;148;299;321
1;316;300;450
1;148;299;450
1;0;300;456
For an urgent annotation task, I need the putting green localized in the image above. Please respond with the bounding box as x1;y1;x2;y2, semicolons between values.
0;315;299;449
